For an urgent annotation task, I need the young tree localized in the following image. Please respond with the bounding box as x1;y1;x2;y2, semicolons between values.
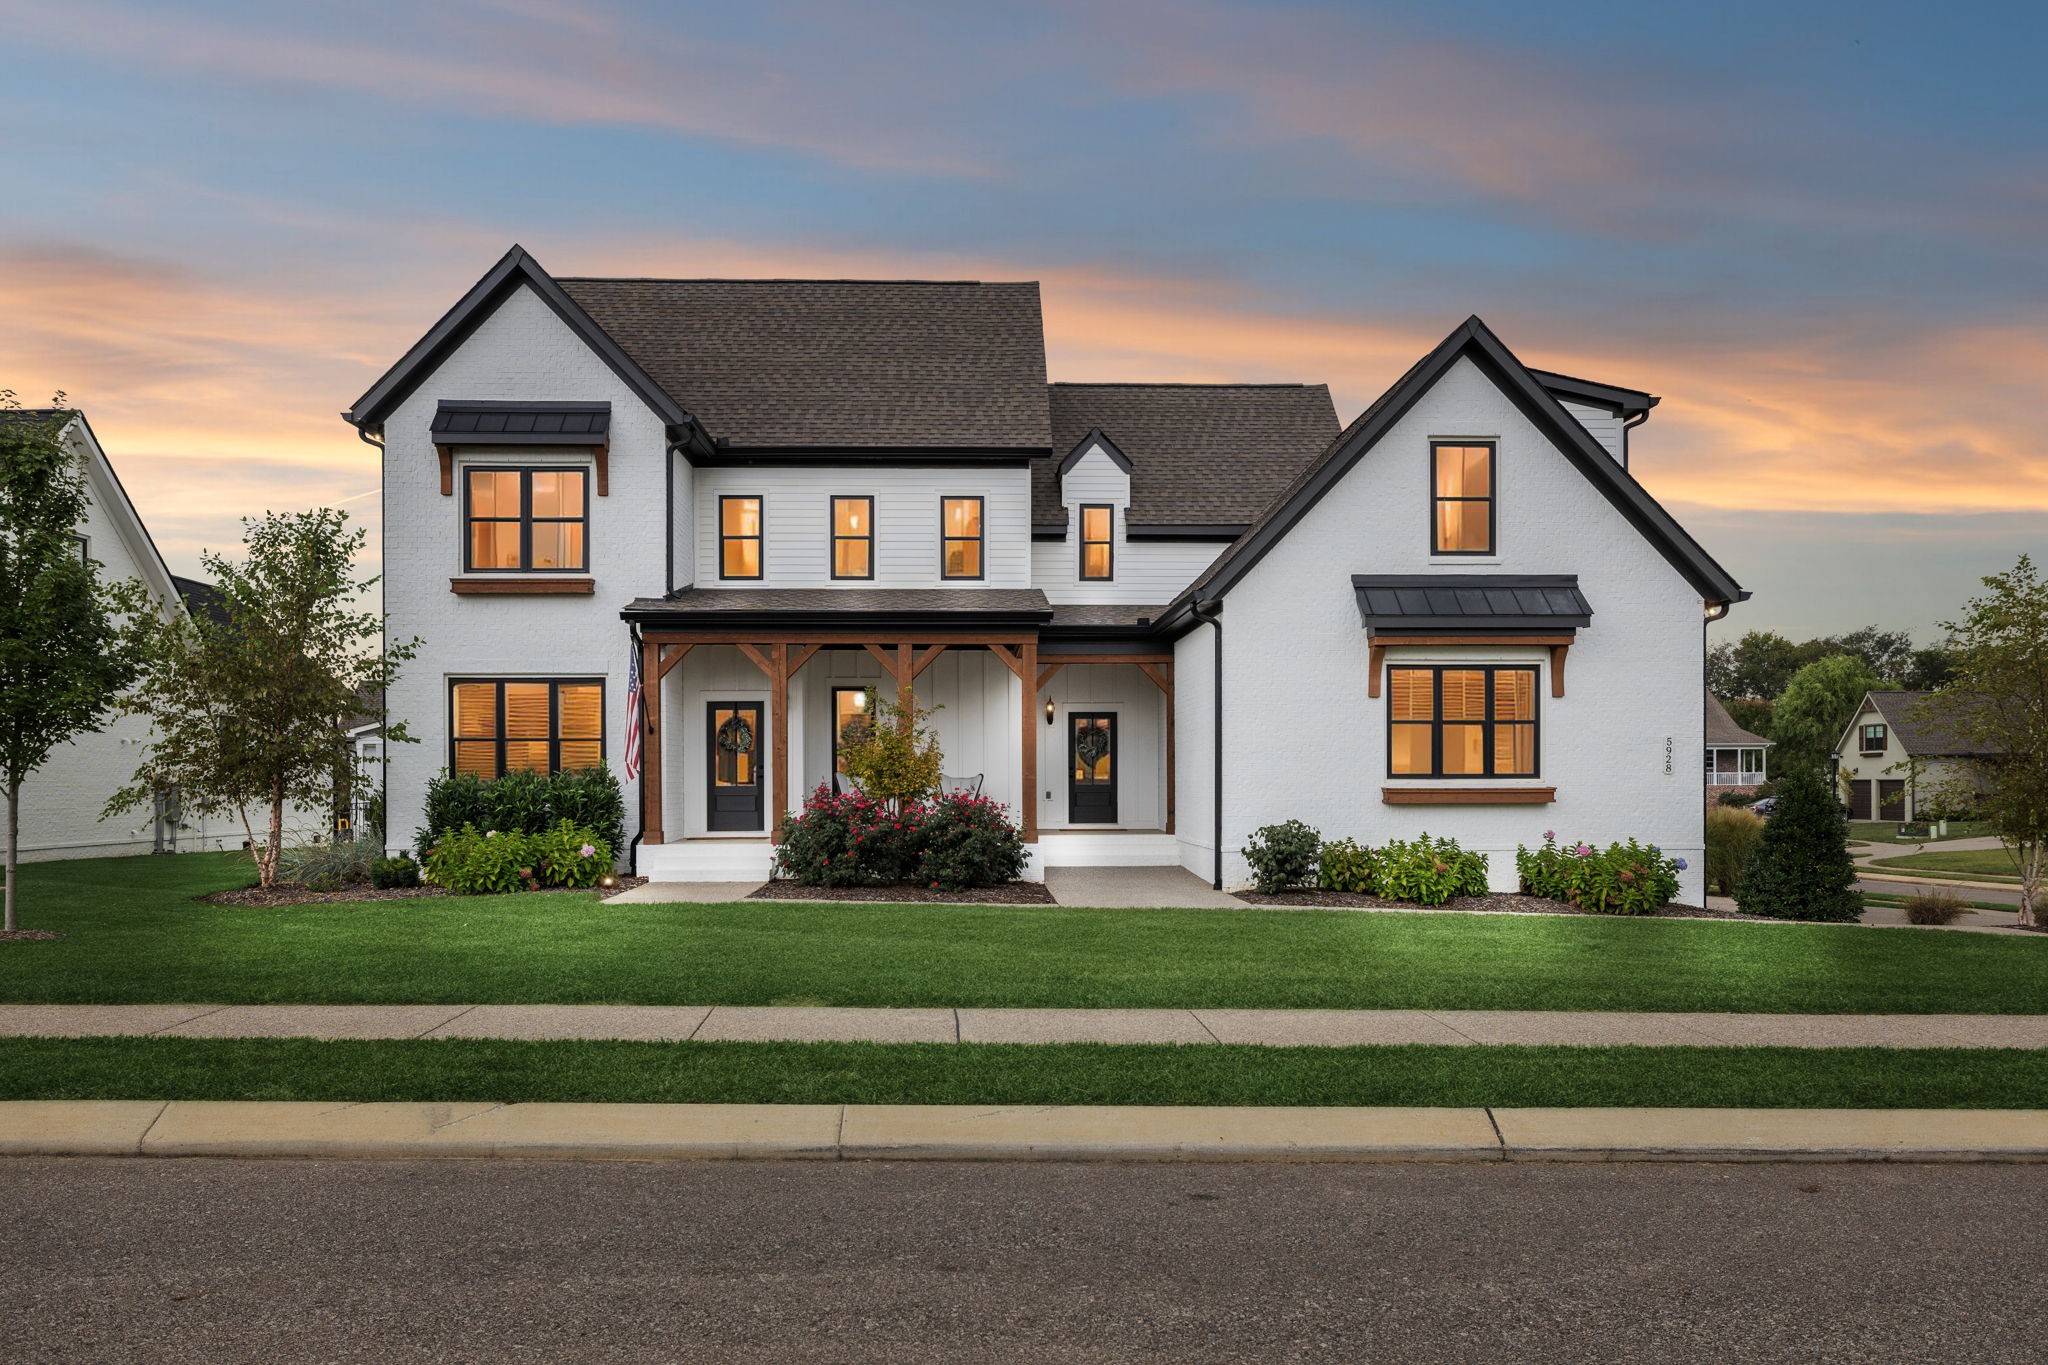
837;687;943;810
1734;763;1862;921
1924;556;2048;927
1769;653;1885;777
108;509;417;888
0;398;149;932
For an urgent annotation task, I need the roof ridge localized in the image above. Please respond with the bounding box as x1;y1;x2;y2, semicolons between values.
1049;380;1323;390
557;275;1031;287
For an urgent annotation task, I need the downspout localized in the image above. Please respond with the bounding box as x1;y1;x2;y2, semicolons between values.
1704;598;1730;892
1620;408;1651;470
1190;598;1225;889
664;433;682;595
628;623;644;876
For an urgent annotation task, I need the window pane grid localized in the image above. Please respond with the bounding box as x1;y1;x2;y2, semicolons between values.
464;469;588;572
720;497;763;579
446;680;605;779
941;497;983;579
1430;443;1495;554
831;497;873;580
1079;504;1114;580
1384;665;1538;778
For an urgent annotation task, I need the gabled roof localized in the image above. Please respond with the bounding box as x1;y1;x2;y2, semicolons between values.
1706;694;1770;748
558;276;1050;452
1529;368;1658;419
1842;690;2002;758
1039;383;1339;527
5;408;187;617
1158;317;1746;625
170;575;230;628
1351;574;1592;633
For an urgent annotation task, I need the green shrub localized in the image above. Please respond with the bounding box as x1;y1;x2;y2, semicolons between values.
1715;789;1756;808
528;820;614;888
1705;806;1765;895
772;786;1024;890
1317;838;1378;893
916;792;1027;890
1377;833;1489;906
1244;820;1321;893
422;826;536;895
1735;764;1862;922
414;766;624;862
1517;834;1683;914
277;834;380;892
370;855;421;890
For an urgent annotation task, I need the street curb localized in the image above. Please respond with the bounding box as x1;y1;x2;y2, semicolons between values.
1856;871;2024;893
3;1102;2046;1164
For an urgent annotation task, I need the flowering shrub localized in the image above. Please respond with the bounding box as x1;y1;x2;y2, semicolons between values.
1244;820;1322;893
1373;834;1489;905
528;819;614;889
1516;832;1684;915
1317;838;1378;893
773;785;1025;889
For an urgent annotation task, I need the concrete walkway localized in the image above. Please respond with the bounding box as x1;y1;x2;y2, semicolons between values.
3;1100;2045;1163
6;1003;2047;1048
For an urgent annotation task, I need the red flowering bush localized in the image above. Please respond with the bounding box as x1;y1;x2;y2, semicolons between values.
916;792;1028;889
773;784;1024;889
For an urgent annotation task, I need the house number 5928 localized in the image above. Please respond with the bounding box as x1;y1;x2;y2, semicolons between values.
1663;736;1673;776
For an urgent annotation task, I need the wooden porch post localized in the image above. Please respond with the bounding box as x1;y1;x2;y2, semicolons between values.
1020;639;1038;842
770;642;789;826
639;635;664;844
895;641;914;729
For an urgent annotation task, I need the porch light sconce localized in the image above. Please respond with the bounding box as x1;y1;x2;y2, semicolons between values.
1044;699;1055;725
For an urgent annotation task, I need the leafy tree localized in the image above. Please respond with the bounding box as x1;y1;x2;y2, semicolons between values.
1770;654;1886;776
1922;556;2048;927
1823;626;1915;684
1734;763;1861;921
837;687;943;809
0;397;150;932
1899;645;1956;692
1724;696;1773;740
1708;630;1800;700
108;510;417;888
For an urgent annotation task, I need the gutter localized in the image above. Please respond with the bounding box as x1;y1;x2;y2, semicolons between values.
1190;598;1224;889
1620;407;1652;469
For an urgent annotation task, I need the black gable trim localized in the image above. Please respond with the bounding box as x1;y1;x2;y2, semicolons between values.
345;246;688;430
1529;368;1658;418
1056;427;1133;477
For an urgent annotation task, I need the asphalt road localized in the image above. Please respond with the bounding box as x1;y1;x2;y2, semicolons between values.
4;1158;2045;1363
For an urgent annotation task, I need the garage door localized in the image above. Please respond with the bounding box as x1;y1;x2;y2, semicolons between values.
1878;779;1907;820
1849;780;1873;821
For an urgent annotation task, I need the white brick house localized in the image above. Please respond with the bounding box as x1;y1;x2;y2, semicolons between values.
350;247;1745;901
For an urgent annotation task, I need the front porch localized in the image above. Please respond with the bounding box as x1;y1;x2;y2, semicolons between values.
625;590;1180;882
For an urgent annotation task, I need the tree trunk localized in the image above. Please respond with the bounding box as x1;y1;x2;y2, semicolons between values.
2018;841;2042;930
265;777;286;890
4;775;18;934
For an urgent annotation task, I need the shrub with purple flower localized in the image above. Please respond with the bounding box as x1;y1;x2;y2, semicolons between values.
1515;833;1683;914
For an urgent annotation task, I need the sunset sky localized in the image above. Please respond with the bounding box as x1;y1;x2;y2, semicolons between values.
4;0;2043;641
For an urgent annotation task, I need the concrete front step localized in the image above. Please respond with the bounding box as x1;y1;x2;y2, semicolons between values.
636;840;776;882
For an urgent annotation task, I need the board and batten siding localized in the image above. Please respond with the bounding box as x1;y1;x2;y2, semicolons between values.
691;467;1032;588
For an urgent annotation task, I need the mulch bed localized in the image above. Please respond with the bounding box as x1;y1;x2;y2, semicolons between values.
0;928;68;942
750;880;1056;905
201;876;650;908
1233;889;1740;919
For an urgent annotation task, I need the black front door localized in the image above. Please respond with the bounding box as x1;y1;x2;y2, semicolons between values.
1068;712;1117;824
707;702;764;832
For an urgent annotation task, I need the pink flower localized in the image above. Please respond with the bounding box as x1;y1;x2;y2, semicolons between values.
1574;843;1593;857
1542;830;1555;842
579;843;596;859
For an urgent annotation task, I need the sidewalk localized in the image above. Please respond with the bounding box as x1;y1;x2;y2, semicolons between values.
5;1003;2046;1047
3;1100;2044;1163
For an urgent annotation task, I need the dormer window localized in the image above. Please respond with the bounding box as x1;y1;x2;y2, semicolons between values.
1860;722;1887;755
941;496;983;580
1431;442;1494;555
720;496;763;579
1079;505;1114;580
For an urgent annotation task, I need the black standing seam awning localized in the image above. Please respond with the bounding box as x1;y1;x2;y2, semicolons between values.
1351;574;1593;633
431;400;611;443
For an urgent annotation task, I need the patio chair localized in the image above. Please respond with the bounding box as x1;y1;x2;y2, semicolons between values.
942;772;984;798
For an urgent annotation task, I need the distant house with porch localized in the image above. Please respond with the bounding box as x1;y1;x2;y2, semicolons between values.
1705;694;1770;803
1832;690;1996;823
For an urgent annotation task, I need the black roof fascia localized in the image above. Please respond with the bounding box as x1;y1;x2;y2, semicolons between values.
1056;426;1133;478
1528;368;1659;418
1039;630;1166;654
1125;522;1247;542
1155;317;1745;627
1033;522;1069;541
345;246;689;430
695;446;1045;468
620;606;1056;630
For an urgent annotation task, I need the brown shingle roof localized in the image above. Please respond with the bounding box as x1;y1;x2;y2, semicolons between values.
1706;694;1769;747
1039;383;1339;525
557;278;1051;450
1864;691;2003;757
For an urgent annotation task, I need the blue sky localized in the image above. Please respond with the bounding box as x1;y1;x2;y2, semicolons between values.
3;0;2044;641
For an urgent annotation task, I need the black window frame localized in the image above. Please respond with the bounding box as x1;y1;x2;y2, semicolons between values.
1385;664;1540;779
462;465;590;573
1860;722;1888;755
1078;503;1115;581
1429;441;1497;557
719;494;764;581
447;677;606;780
830;685;874;774
939;494;985;581
830;495;874;581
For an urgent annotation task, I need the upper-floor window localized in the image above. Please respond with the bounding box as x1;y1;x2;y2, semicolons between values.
1079;505;1114;580
941;496;983;580
1860;722;1887;754
832;496;873;580
1431;442;1494;555
73;534;90;566
450;678;603;779
720;496;763;579
466;467;587;572
1388;665;1537;778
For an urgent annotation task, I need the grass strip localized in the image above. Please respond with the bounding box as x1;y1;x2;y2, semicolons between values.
3;1036;2047;1109
7;855;2048;1014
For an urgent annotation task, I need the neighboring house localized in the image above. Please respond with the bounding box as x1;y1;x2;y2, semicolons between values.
1832;690;1996;822
5;412;252;859
1705;694;1770;804
348;246;1744;901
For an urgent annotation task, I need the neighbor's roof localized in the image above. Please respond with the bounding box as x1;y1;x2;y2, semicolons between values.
170;575;231;628
1039;384;1340;527
1706;694;1770;747
558;277;1051;451
1859;690;2003;758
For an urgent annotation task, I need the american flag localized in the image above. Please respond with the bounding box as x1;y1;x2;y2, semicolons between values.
623;645;644;780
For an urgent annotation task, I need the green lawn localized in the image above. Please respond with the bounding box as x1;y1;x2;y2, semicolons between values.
3;853;2046;1014
3;1036;2045;1109
1868;849;2021;882
1848;820;1992;844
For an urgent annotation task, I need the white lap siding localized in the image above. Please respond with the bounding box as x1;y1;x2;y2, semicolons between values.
1214;358;1707;903
1034;665;1167;831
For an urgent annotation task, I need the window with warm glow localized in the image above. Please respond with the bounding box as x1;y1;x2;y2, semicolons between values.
1387;665;1536;778
941;496;983;579
1079;504;1113;580
1431;442;1494;555
831;686;872;772
720;496;762;579
832;496;873;579
450;679;603;779
465;467;588;571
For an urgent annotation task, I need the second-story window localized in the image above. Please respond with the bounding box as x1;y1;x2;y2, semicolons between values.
1860;722;1887;754
1431;442;1494;555
720;495;762;579
941;496;983;580
465;467;588;572
1079;505;1114;580
832;496;873;579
